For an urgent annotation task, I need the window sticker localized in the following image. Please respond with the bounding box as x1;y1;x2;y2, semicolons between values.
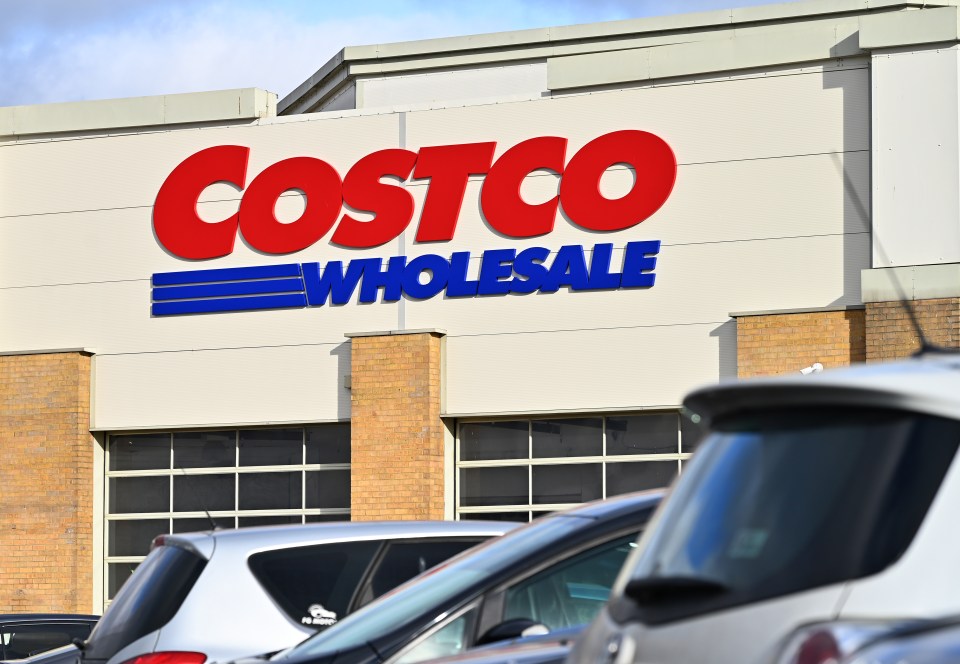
301;603;338;627
728;529;769;559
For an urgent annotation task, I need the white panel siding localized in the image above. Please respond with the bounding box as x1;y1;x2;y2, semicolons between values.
405;66;869;163
92;344;350;430
444;323;735;416
359;63;547;109
871;46;960;267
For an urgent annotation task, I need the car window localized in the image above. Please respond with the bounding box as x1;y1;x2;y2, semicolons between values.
359;540;486;607
503;533;638;630
622;407;960;625
392;607;479;664
85;544;206;661
1;624;94;660
249;540;380;629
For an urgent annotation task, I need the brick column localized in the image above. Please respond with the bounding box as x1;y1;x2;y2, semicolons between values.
348;330;446;521
0;351;94;612
735;308;866;378
866;298;960;361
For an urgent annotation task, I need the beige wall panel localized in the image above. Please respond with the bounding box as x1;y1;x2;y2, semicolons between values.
401;151;869;256
92;343;350;430
359;63;547;109
405;232;868;335
405;67;868;163
0;112;401;219
0;280;397;354
443;323;734;416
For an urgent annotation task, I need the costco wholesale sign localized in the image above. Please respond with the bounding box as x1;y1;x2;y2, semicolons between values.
150;130;677;316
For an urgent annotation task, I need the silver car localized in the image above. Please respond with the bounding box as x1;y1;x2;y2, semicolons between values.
79;521;515;664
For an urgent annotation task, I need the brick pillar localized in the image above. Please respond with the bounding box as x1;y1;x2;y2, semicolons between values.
0;351;94;612
348;331;445;521
736;308;866;378
866;298;960;362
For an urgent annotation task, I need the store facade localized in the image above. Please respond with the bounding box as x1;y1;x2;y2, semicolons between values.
2;0;959;612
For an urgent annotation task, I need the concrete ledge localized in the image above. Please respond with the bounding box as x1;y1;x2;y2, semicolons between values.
345;328;447;338
0;347;95;356
0;88;276;138
862;263;960;302
730;305;865;318
860;6;960;49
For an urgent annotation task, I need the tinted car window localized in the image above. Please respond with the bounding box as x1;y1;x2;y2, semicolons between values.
1;624;93;660
364;540;485;604
249;541;380;628
85;545;206;661
618;407;960;625
504;534;637;630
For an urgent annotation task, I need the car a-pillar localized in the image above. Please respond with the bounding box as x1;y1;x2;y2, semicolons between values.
0;349;95;612
346;330;447;520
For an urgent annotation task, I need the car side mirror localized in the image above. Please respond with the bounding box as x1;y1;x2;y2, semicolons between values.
476;618;550;646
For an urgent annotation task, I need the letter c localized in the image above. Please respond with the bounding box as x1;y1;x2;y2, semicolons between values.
153;145;250;260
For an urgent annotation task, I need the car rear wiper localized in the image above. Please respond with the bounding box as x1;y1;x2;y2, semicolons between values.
624;575;729;604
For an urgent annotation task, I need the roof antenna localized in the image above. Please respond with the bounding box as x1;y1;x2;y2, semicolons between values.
176;464;221;532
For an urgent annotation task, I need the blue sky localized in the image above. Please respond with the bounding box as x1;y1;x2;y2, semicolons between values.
1;0;801;107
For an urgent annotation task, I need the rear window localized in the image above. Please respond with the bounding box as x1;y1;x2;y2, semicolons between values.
617;407;960;625
1;623;94;660
249;541;380;629
85;545;206;661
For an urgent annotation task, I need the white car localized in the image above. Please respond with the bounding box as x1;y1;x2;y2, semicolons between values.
78;521;514;664
571;352;960;664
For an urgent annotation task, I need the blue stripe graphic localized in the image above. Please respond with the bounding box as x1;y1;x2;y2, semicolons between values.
153;278;305;301
152;293;308;316
152;264;302;286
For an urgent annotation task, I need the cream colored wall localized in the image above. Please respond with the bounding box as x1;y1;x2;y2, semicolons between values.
0;62;869;428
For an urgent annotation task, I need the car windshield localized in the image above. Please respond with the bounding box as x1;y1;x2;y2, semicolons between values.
620;407;960;624
281;515;590;661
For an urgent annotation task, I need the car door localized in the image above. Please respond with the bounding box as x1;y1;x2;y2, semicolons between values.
388;531;641;664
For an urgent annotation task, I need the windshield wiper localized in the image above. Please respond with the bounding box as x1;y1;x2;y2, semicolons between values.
625;575;729;604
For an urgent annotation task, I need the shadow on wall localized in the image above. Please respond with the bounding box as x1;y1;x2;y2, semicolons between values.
824;65;871;309
710;319;737;380
330;341;351;420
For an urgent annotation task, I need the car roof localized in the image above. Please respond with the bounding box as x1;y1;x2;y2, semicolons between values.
684;352;960;425
160;520;518;558
0;615;99;623
549;489;664;520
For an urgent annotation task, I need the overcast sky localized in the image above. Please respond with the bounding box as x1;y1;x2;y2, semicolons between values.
1;0;802;108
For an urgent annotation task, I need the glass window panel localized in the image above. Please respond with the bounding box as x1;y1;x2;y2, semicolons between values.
366;540;484;601
173;474;235;512
532;419;602;458
606;413;679;456
306;514;350;523
173;517;235;533
109;434;169;471
532;464;602;504
460;421;529;461
461;512;530;522
108;519;170;557
109;476;169;513
606;461;678;496
681;411;706;453
306;424;351;464
239;515;303;528
107;562;139;600
459;467;528;507
238;472;302;510
239;429;303;467
305;470;350;509
173;431;235;469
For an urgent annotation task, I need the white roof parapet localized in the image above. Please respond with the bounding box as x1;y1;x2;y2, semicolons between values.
279;0;957;114
0;88;277;139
